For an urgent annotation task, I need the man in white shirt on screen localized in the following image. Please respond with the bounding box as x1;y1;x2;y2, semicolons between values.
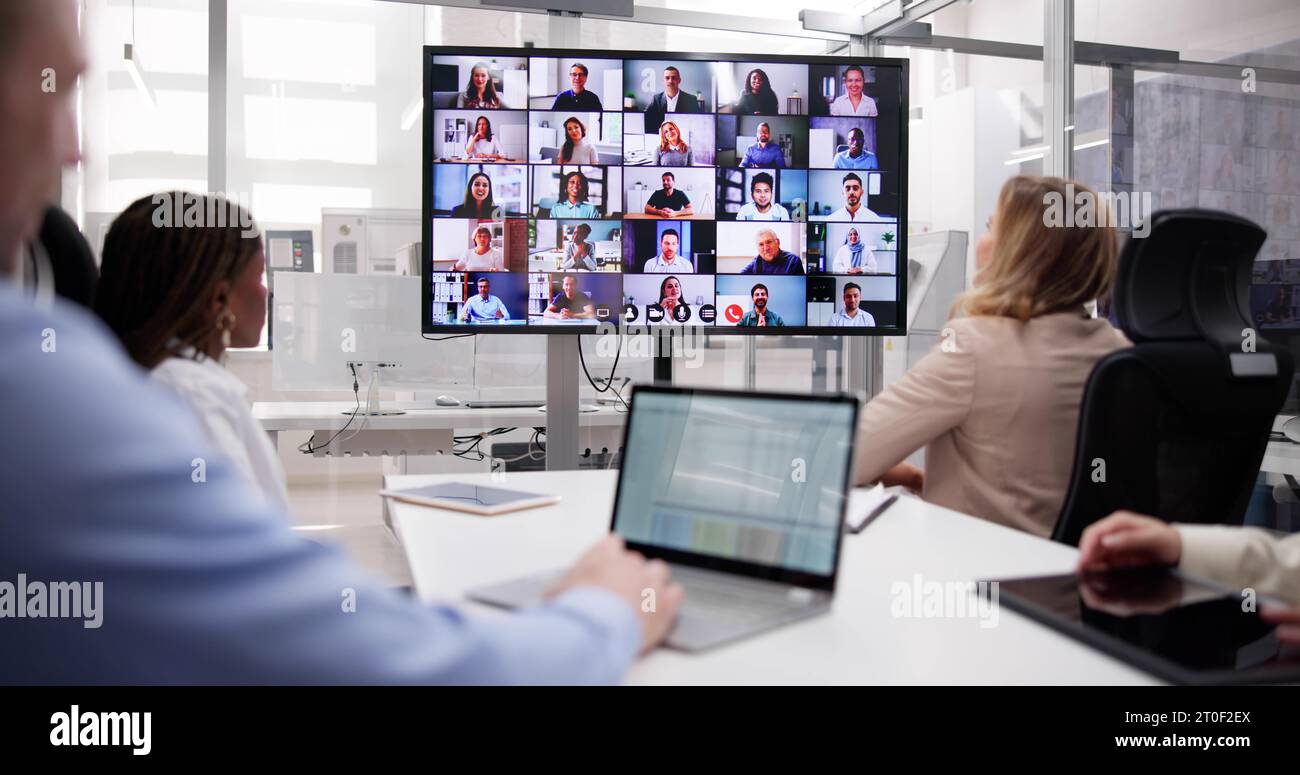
642;229;694;273
825;173;884;222
829;283;876;327
829;66;878;117
735;172;790;221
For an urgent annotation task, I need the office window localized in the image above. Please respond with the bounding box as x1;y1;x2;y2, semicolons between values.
225;0;424;237
75;0;209;252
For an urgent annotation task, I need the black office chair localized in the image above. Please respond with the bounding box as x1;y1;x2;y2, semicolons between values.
25;205;98;309
1052;209;1294;546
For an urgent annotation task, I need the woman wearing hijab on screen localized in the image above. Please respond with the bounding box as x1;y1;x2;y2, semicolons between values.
832;227;877;274
734;68;779;115
450;172;496;219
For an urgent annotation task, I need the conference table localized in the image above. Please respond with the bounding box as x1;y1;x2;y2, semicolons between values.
383;469;1156;685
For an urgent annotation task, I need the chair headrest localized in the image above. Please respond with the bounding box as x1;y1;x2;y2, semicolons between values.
29;206;98;309
1112;208;1265;346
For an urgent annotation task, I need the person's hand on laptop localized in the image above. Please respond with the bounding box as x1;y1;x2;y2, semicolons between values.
548;534;685;653
1077;511;1182;572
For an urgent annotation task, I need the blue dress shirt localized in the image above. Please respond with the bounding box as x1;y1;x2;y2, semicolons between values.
0;286;640;684
740;143;786;168
834;149;879;169
463;294;511;322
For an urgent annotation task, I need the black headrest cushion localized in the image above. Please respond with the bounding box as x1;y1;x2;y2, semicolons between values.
1113;208;1265;345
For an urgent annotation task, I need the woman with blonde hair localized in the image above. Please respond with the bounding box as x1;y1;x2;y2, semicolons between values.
853;175;1129;537
655;121;691;166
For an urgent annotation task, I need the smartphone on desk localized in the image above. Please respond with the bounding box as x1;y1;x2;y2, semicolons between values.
845;484;899;533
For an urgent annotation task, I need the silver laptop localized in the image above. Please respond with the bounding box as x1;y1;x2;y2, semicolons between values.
467;385;859;652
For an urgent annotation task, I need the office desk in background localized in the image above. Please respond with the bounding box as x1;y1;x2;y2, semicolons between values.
254;401;625;464
1262;414;1300;477
384;469;1156;685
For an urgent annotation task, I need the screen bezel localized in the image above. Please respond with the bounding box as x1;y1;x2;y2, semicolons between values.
422;44;910;336
606;384;859;591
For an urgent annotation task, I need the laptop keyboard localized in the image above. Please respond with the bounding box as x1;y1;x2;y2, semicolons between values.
672;568;813;625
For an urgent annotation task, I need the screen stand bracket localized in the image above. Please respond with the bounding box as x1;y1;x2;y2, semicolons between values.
653;328;673;384
545;334;580;470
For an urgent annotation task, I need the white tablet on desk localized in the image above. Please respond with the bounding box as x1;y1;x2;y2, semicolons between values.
379;482;560;516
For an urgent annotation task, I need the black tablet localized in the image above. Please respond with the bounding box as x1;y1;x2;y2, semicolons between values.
989;569;1300;685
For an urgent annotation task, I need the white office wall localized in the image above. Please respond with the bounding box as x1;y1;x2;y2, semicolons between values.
1075;0;1300;61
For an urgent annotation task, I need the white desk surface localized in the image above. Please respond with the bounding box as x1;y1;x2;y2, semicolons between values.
252;401;625;432
384;469;1156;685
1263;414;1299;476
1263;440;1300;476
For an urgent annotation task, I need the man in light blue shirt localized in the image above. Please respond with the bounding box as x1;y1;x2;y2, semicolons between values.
642;229;694;273
740;123;786;169
833;128;878;170
0;0;682;685
461;277;511;322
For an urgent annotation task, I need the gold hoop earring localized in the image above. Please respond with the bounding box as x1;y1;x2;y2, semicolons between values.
216;309;236;350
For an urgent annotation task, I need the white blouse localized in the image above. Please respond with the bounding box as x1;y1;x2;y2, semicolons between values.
456;247;504;271
833;244;878;273
152;353;290;513
467;137;501;157
829;94;879;116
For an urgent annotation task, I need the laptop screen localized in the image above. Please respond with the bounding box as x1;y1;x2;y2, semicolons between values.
611;388;856;581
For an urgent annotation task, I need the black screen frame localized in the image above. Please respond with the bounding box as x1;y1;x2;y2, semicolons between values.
422;45;909;336
606;384;859;591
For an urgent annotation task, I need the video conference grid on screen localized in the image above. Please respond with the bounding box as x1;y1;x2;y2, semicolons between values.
424;49;905;333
